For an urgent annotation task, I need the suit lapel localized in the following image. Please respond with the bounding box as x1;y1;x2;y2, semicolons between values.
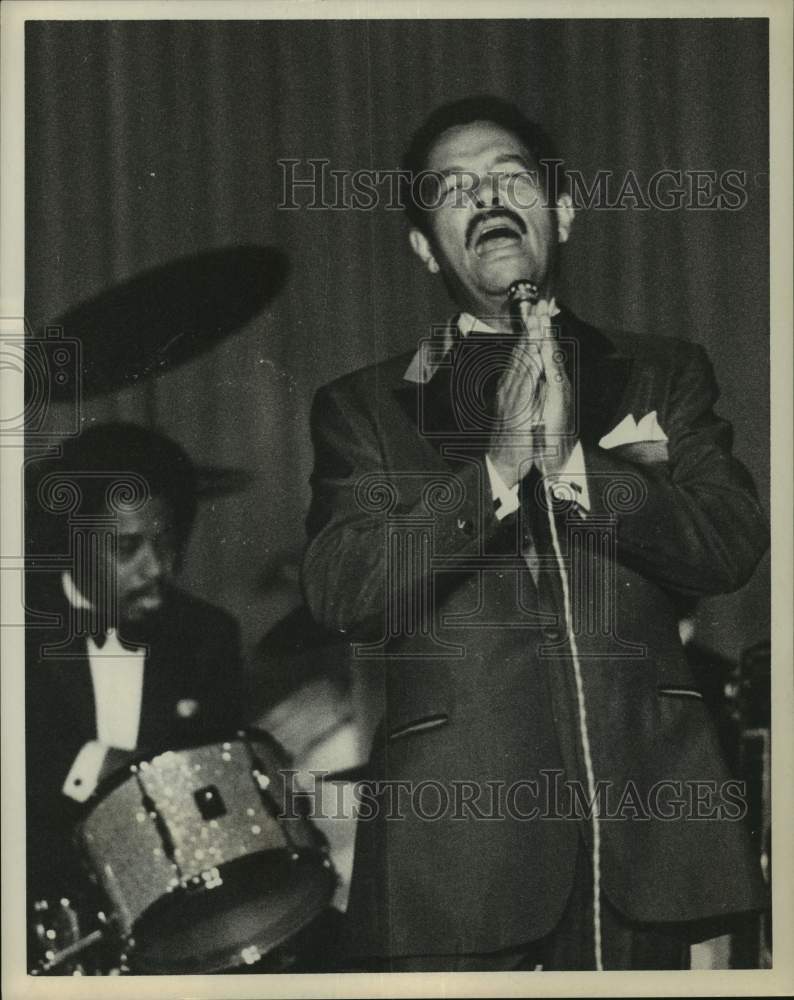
28;644;97;763
556;308;634;447
55;656;96;741
394;364;480;468
134;590;201;750
135;610;178;749
27;584;98;745
393;318;466;467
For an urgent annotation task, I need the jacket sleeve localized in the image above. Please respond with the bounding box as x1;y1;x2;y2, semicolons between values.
582;342;768;597
301;381;518;636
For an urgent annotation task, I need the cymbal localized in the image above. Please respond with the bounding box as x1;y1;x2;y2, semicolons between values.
42;245;289;400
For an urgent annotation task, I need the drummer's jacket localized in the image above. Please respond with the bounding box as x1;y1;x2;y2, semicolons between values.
302;306;770;958
25;579;243;906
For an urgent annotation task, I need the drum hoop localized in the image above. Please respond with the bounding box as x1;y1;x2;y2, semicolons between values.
125;847;336;973
74;726;289;822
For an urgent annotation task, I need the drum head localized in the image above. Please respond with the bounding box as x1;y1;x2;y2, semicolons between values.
128;850;334;973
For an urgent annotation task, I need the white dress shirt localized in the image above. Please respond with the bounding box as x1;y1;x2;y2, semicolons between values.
60;572;145;801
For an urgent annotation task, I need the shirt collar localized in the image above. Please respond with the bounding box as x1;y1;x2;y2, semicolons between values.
458;299;560;335
63;571;118;648
456;311;498;337
62;571;94;610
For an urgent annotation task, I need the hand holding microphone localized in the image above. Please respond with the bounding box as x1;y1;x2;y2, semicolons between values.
486;280;574;488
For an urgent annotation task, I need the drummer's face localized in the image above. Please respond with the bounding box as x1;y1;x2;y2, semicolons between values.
111;496;178;624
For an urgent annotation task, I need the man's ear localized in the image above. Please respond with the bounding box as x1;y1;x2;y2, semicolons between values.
555;193;575;245
409;227;440;274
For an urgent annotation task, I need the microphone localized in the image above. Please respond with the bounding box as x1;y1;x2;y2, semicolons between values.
506;279;539;334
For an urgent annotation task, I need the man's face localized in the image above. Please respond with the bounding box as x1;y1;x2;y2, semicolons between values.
410;120;573;315
109;496;179;625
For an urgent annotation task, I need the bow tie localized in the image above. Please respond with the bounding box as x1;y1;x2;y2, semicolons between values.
90;630;109;650
87;628;148;654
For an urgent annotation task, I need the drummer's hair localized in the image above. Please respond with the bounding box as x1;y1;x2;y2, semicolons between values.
41;422;198;550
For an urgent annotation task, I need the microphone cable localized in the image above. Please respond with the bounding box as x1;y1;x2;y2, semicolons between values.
507;280;604;971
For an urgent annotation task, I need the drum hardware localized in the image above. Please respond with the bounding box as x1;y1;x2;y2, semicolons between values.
30;898;107;975
241;732;304;861
132;768;180;868
33;928;105;974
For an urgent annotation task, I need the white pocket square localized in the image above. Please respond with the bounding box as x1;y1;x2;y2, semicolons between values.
599;410;668;450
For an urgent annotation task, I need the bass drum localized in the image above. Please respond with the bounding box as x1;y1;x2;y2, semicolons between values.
75;729;336;973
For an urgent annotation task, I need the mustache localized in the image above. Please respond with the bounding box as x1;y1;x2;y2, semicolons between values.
465;208;527;250
126;583;163;601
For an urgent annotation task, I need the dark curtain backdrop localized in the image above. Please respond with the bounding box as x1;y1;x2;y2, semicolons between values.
25;18;769;660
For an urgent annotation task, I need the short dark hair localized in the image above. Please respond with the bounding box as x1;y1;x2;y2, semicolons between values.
30;422;198;553
401;95;566;233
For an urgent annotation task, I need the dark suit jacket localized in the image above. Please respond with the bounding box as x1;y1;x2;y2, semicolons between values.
25;581;243;908
302;307;769;958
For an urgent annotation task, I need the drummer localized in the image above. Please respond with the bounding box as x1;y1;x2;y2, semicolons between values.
25;422;245;926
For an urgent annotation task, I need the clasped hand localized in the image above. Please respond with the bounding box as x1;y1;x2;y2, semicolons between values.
487;300;575;489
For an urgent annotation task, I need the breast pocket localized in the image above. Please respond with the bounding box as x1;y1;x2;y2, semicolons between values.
384;664;451;744
657;686;705;701
388;713;449;743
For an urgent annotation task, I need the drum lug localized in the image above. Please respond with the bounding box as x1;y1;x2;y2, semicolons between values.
252;769;270;791
240;944;262;966
118;932;136;971
201;867;224;889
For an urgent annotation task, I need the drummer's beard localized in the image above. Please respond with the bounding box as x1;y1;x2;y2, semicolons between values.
120;582;166;624
69;569;167;648
75;581;168;648
115;587;169;647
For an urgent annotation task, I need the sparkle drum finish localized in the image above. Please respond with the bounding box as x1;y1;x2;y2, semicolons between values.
76;731;336;973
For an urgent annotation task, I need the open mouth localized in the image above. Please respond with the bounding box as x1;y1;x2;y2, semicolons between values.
472;217;525;257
